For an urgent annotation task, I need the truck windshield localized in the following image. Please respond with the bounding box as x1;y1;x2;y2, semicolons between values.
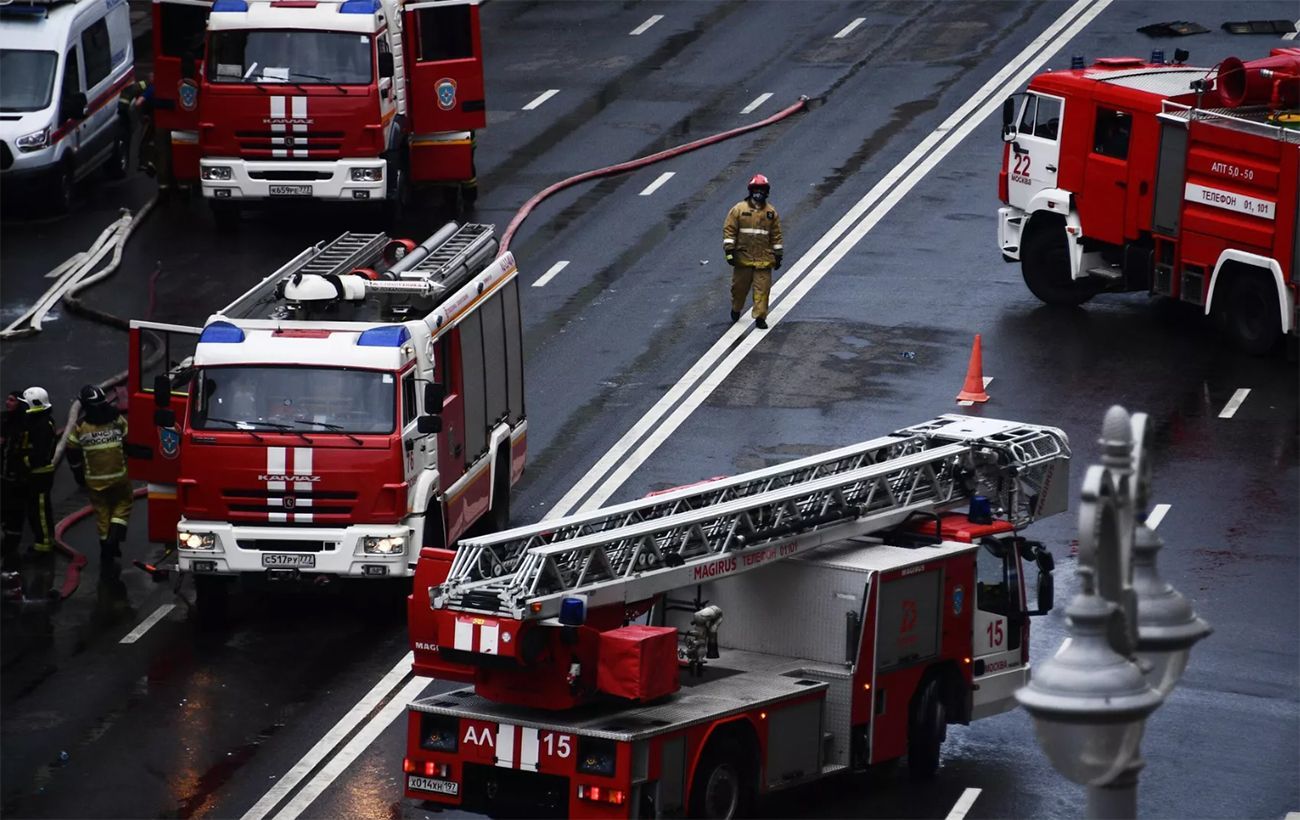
193;366;394;434
207;30;373;85
0;50;58;112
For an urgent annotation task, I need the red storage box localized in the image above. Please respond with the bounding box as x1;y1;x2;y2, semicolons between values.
597;626;680;702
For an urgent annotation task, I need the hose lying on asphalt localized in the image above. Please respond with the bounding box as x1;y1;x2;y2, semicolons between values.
500;96;808;253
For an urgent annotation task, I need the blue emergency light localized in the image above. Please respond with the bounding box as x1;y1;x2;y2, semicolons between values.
1151;49;1165;65
199;320;246;343
968;495;993;525
338;0;378;13
1070;54;1085;70
559;597;586;626
211;0;249;11
356;325;411;347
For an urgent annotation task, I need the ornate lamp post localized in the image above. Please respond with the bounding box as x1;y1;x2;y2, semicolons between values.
1016;407;1212;819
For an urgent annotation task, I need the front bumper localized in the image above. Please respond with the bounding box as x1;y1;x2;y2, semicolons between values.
199;157;386;201
177;520;414;577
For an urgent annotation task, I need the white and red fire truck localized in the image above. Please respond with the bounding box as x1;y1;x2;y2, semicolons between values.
403;415;1066;817
125;222;524;613
997;48;1300;354
149;0;485;222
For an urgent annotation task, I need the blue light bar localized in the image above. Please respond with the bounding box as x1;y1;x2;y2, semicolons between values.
559;597;586;626
199;320;246;344
338;0;378;13
968;495;993;525
211;0;249;12
357;325;411;347
0;5;49;18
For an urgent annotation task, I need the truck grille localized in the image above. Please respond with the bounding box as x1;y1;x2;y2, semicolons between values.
234;130;345;160
1;142;12;171
240;538;334;552
222;488;356;518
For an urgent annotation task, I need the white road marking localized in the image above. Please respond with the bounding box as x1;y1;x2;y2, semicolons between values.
532;260;570;288
270;676;430;820
119;604;175;644
740;92;773;114
1283;19;1299;39
1218;388;1250;419
522;89;559;110
629;14;663;35
240;654;414;820
639;171;675;196
834;17;866;38
946;788;982;820
1146;503;1171;530
551;0;1113;516
243;2;1115;814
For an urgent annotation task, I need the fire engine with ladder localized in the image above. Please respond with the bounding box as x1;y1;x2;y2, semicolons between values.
997;48;1300;354
125;222;524;616
403;415;1066;817
149;0;486;224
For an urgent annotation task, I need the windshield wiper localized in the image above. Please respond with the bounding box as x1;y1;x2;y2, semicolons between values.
203;416;312;443
292;418;363;445
288;71;348;93
201;416;266;442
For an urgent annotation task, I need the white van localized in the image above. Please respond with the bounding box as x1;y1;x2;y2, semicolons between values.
0;0;134;211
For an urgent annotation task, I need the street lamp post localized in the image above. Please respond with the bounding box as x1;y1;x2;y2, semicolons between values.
1016;406;1212;819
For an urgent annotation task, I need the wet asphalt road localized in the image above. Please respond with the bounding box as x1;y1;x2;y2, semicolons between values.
2;1;1297;819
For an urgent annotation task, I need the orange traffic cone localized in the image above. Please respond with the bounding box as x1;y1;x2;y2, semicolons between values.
956;334;990;403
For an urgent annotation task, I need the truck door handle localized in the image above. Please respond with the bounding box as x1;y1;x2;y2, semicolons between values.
1115;180;1127;188
1045;164;1057;172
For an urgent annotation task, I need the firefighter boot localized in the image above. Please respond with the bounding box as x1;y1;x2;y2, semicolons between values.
107;522;127;559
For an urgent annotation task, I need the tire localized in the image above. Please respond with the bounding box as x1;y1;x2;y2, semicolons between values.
211;200;241;231
51;161;75;214
383;151;409;227
1020;221;1097;306
689;738;754;819
106;124;130;180
193;574;232;630
907;678;947;779
1223;273;1282;355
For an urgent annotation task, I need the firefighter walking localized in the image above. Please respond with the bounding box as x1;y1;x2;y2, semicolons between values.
722;174;784;329
66;386;134;576
1;388;58;571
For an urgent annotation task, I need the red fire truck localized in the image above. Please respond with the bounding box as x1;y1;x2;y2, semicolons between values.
403;415;1066;817
125;222;524;615
149;0;485;224
997;48;1300;354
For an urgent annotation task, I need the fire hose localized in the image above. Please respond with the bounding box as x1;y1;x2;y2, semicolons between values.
33;95;809;600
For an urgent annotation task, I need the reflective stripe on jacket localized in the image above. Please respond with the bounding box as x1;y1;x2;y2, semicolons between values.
67;416;129;489
722;199;784;267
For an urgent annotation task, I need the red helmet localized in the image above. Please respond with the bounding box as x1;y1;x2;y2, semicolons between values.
747;173;770;192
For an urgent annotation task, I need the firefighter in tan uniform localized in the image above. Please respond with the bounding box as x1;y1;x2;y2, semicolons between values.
722;174;784;329
66;386;134;575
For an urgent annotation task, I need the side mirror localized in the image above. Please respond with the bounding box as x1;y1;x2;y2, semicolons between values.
416;414;442;435
378;51;395;79
1026;546;1055;616
424;381;446;410
61;91;88;122
153;374;172;407
1001;97;1015;128
154;407;176;428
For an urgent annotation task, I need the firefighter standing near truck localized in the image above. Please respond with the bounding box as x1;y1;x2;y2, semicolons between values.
722;174;784;329
3;388;58;567
66;386;134;576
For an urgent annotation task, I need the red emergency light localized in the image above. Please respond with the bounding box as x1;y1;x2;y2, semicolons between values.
577;784;627;806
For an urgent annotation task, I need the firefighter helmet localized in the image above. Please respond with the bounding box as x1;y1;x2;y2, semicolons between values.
747;174;770;194
21;386;50;410
79;384;109;408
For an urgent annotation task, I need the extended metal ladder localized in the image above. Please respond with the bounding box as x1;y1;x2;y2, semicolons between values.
297;232;387;278
365;223;499;298
434;416;1070;620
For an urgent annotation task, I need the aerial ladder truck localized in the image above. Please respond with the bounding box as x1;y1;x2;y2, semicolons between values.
403;415;1067;818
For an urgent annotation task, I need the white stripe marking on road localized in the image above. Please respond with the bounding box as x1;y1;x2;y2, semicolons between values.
120;604;175;644
241;654;414;820
740;92;773;114
532;260;570;288
1146;503;1171;530
1282;19;1299;39
1218;388;1250;419
946;788;982;820
834;17;866;38
639;171;675;196
629;14;663;35
522;89;559;110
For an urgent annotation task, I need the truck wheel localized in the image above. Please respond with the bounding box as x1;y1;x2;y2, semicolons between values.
1020;222;1096;306
383;161;408;227
193;574;232;629
689;738;754;819
51;161;75;214
1223;272;1282;355
907;678;947;779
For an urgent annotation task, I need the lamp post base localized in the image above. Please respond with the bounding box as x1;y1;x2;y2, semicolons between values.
1086;758;1144;819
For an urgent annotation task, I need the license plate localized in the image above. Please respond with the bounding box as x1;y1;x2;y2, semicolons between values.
262;553;315;568
269;184;311;196
407;775;458;795
192;560;217;573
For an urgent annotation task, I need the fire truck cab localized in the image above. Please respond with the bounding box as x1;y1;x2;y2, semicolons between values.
997;49;1299;354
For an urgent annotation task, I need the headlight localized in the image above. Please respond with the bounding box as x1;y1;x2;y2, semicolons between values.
201;165;233;180
362;535;405;555
16;126;50;152
178;530;217;551
350;167;382;182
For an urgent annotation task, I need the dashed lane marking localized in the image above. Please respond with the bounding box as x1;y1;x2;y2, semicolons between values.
629;14;663;35
740;92;773;114
532;260;570;288
1283;19;1298;39
1218;388;1250;419
834;17;866;38
1146;503;1171;530
639;171;675;196
119;603;175;644
946;788;982;820
522;89;560;110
